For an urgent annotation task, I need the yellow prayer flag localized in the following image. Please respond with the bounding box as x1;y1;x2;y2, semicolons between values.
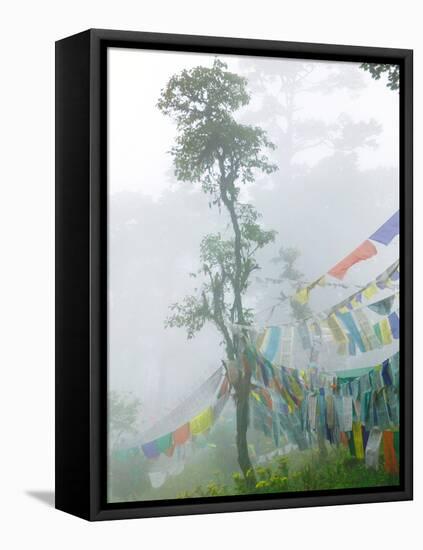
352;421;364;459
338;305;350;314
363;283;378;300
189;406;213;436
328;313;348;344
294;287;309;305
380;318;393;345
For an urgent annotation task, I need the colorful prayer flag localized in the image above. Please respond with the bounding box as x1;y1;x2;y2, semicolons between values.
369;211;399;246
328;240;377;280
189;407;214;436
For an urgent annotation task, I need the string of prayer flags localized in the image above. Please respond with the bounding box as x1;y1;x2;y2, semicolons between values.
240;325;399;469
139;368;231;460
139;367;224;445
328;240;377;280
319;302;399;356
369;210;399;246
289;262;400;344
331;260;399;316
287;210;399;306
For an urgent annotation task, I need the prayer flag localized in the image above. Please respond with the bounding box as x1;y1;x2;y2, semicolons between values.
380;318;393;345
173;423;190;446
337;311;366;353
260;327;282;364
369;211;399;246
141;440;160;459
368;295;395;316
363;283;379;301
388;311;400;339
366;427;382;470
189;407;214;435
328;240;377;280
156;432;173;454
328;313;348;344
294;287;309;305
383;431;399;474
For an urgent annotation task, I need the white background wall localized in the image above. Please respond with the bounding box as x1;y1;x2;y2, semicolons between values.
0;1;419;547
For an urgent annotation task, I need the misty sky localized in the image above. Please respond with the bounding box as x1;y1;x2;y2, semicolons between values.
107;47;399;431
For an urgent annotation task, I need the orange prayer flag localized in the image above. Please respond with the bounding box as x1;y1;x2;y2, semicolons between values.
173;423;190;446
328;240;377;280
383;431;399;475
340;431;349;448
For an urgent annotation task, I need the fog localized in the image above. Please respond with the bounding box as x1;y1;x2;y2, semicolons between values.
107;47;399;493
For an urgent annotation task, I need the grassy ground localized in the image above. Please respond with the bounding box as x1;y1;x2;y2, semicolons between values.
178;445;399;498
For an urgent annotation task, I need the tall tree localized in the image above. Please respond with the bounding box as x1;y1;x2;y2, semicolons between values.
158;59;277;486
360;63;400;91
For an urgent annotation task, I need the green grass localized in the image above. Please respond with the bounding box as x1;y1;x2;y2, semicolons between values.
178;445;399;498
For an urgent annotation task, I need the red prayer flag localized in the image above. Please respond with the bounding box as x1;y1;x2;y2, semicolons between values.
328;240;377;280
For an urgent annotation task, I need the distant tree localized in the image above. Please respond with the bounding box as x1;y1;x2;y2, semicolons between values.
158;59;277;487
108;391;141;449
269;246;312;322
360;63;400;91
239;60;381;181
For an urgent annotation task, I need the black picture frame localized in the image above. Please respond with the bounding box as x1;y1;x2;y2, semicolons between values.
55;28;413;521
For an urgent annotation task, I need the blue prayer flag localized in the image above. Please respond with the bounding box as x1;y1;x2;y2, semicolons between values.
369;211;399;246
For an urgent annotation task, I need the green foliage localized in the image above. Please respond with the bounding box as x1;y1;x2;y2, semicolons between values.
158;59;277;204
179;446;399;498
166;213;276;343
108;391;141;447
360;63;400;91
108;447;150;503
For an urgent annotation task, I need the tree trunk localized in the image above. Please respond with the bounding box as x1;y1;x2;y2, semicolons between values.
218;170;256;485
234;371;256;489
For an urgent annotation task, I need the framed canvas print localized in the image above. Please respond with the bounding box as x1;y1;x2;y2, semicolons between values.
55;29;413;521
